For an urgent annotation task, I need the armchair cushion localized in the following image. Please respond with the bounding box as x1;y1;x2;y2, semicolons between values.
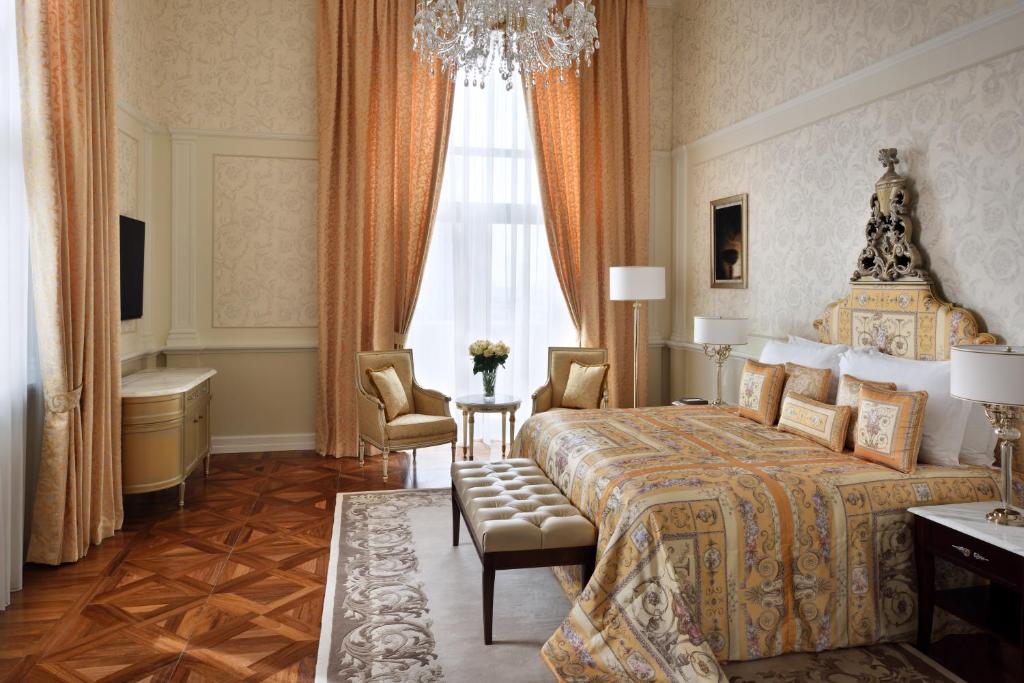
367;365;411;421
548;347;608;408
386;413;457;441
562;361;609;409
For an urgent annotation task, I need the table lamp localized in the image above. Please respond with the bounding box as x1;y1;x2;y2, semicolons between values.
610;266;665;408
693;316;749;406
951;344;1024;525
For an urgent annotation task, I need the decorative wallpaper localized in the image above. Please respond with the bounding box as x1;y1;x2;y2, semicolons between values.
685;49;1024;342
672;0;1012;145
112;0;161;122
116;129;139;219
147;0;316;136
213;156;317;328
648;5;674;152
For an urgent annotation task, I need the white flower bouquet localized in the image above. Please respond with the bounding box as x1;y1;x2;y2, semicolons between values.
468;339;509;397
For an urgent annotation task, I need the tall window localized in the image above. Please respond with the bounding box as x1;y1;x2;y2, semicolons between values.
407;73;576;442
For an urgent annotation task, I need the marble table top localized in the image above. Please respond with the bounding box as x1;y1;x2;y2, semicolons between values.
122;367;217;398
909;501;1024;557
455;394;520;410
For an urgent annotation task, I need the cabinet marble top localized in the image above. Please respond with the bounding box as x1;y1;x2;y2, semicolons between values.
121;368;217;398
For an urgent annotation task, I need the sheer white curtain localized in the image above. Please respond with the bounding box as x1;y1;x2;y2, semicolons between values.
407;72;576;443
1;0;28;609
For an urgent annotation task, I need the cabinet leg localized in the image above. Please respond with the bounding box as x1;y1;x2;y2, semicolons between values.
451;440;456;463
204;453;210;477
412;448;417;462
382;447;390;480
178;481;186;508
358;439;365;466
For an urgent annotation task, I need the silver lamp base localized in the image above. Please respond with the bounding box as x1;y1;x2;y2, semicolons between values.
986;507;1022;525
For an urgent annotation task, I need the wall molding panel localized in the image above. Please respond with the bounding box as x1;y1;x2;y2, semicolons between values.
166;133;202;349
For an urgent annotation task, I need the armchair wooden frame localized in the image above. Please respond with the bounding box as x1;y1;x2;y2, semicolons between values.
531;346;610;415
355;349;457;479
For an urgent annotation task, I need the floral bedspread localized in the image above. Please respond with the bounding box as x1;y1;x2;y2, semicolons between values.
510;405;1001;682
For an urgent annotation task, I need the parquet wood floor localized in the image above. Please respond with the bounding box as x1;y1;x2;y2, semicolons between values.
0;444;478;682
0;444;1013;682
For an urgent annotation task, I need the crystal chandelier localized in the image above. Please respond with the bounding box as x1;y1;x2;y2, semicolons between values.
412;0;599;90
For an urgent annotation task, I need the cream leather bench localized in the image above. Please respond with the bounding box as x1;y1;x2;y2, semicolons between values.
451;459;597;644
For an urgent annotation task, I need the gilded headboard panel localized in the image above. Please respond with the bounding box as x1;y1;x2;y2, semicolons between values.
813;149;996;360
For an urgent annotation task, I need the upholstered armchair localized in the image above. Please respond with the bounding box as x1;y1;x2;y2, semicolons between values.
531;347;610;415
356;350;457;479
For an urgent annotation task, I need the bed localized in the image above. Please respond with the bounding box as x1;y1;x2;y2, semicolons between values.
510;149;1008;681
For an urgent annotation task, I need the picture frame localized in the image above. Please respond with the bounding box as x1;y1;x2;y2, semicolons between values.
710;193;748;289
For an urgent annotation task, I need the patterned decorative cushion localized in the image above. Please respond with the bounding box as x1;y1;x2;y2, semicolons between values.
836;374;898;450
367;365;411;421
562;361;608;409
853;385;928;473
777;393;851;451
782;362;832;405
737;360;786;426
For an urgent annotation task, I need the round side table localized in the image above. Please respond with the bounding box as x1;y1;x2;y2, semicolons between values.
454;394;521;460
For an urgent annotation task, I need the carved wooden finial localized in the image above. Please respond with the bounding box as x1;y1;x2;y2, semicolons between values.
877;148;899;171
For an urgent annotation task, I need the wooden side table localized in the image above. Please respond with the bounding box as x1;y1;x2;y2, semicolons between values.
455;394;521;460
910;501;1024;670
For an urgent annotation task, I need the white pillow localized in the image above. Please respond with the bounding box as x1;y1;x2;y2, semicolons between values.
787;336;851;354
760;338;847;401
960;403;998;466
838;348;970;467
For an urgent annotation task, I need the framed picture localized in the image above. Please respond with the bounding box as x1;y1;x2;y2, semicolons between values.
710;193;747;289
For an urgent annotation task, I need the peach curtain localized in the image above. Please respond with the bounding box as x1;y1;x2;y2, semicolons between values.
17;0;123;564
527;0;651;407
315;0;454;456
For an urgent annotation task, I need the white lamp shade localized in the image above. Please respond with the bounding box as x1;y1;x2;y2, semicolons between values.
694;316;749;345
951;345;1024;407
609;266;665;301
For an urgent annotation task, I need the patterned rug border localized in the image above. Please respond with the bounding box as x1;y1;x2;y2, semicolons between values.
315;488;450;682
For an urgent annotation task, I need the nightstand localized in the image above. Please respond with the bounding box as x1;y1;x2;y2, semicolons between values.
672;398;709;406
911;501;1024;670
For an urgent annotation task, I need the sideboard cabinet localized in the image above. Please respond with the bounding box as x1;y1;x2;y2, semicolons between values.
121;368;217;506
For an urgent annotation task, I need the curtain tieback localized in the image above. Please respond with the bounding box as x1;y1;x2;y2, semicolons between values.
394;331;408;349
46;385;83;413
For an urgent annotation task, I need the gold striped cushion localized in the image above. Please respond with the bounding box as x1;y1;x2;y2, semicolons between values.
737;360;786;426
777;393;851;451
562;361;608;409
836;374;897;450
367;365;411;422
853;385;928;473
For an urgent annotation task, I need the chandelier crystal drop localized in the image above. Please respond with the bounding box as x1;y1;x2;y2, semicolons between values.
412;0;599;91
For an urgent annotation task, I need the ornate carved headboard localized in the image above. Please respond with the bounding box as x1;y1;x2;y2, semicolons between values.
814;149;996;360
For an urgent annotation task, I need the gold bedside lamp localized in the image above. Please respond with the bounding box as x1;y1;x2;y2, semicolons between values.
693;316;749;406
951;345;1024;525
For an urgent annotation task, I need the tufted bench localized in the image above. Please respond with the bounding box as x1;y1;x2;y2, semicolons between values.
451;458;596;644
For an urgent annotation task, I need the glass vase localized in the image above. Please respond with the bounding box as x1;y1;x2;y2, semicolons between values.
481;368;496;399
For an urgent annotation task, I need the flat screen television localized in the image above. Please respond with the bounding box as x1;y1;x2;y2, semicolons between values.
120;215;145;321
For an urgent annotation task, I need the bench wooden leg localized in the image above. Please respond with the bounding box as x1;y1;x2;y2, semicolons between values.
483;561;495;645
582;555;595;587
452;487;460;547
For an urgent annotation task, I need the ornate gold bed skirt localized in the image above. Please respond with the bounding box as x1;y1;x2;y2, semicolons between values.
512;406;1001;682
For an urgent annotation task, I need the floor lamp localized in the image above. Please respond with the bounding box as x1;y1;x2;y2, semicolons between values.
951;344;1024;525
610;266;665;408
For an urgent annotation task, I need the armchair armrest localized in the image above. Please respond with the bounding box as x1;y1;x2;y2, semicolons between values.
356;387;387;445
412;383;452;417
600;389;609;409
532;382;553;415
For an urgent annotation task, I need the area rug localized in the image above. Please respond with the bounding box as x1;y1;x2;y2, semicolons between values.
316;488;965;683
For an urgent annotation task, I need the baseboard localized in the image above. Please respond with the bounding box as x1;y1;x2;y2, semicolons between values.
211;432;316;454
